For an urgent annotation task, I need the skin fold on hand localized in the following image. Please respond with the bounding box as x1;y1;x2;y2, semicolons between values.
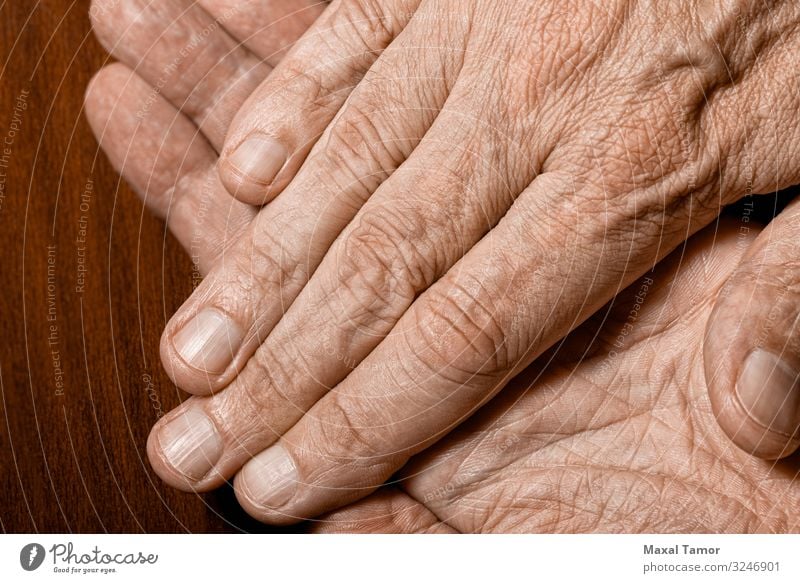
85;0;800;527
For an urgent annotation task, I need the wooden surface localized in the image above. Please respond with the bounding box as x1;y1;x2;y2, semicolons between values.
0;0;283;533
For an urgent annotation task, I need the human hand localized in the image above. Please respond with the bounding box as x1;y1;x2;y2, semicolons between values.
150;0;800;523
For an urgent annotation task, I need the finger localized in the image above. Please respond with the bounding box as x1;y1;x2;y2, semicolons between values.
704;196;800;459
310;489;455;533
216;0;420;204
84;63;254;272
157;27;455;395
90;0;270;149
197;0;327;66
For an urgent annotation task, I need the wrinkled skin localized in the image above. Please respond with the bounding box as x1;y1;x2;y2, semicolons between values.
85;0;800;528
152;0;800;523
316;220;800;533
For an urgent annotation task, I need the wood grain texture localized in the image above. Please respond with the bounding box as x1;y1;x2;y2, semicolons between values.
0;0;285;533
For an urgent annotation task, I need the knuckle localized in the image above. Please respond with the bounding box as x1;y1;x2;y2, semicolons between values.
277;0;408;117
556;85;724;234
333;206;433;333
277;60;344;115
727;253;800;333
738;260;800;294
582;107;705;195
233;222;308;313
311;394;405;469
752;235;800;284
413;274;513;381
220;345;305;428
329;0;401;47
321;96;407;184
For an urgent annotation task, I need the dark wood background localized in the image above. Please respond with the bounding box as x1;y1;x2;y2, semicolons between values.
0;0;285;533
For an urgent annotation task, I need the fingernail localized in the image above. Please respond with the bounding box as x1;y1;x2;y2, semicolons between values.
736;348;800;437
240;444;297;509
226;135;287;185
158;408;223;481
173;309;244;373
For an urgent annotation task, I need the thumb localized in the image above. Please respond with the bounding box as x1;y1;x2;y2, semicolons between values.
704;195;800;460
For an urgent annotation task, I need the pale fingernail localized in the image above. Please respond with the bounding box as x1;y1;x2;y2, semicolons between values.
226;135;287;185
736;348;800;437
158;408;223;481
240;444;297;509
173;309;244;373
